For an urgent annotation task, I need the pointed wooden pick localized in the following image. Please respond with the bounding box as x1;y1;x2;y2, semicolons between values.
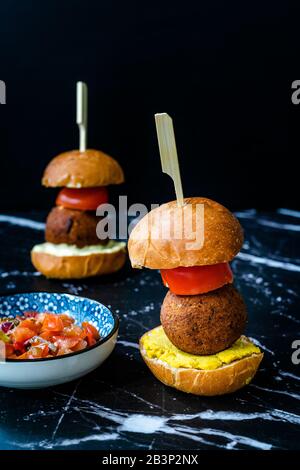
155;113;184;206
76;81;88;152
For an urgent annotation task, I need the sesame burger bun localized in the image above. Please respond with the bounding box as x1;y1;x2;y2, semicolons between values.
128;198;243;269
140;329;263;396
31;242;126;279
42;149;124;188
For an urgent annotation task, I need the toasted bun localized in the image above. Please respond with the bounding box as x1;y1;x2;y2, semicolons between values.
42;149;124;187
128;197;243;269
31;243;126;279
140;334;263;396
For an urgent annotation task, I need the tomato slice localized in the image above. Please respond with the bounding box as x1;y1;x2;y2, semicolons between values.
56;187;109;211
160;263;233;295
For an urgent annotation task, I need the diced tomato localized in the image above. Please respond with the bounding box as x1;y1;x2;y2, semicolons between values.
56;187;109;211
12;327;36;343
18;344;50;359
40;330;55;341
36;344;49;358
19;319;40;333
15;351;29;359
72;340;88;352
63;325;85;338
32;345;49;358
57;346;73;356
88;334;96;346
27;337;46;347
59;314;75;327
5;343;15;358
42;314;64;333
84;334;95;346
3;312;99;359
160;263;233;295
52;336;80;350
36;313;46;324
82;322;100;340
13;341;26;354
82;322;100;346
24;311;38;318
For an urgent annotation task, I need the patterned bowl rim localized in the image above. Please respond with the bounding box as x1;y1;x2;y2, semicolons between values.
0;292;119;363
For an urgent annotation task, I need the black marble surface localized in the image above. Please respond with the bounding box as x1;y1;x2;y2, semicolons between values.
0;209;299;450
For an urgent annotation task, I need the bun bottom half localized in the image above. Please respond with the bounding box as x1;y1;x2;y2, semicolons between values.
140;331;263;396
31;242;126;279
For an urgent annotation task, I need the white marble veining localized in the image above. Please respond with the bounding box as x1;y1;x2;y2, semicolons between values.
62;283;88;295
279;370;300;381
199;428;272;450
256;219;300;231
234;209;257;217
235;210;300;231
277;208;300;218
0;210;299;450
0;270;41;278
250;384;300;401
8;382;299;451
14;392;300;450
51;380;81;441
118;340;140;349
0;215;45;230
248;337;275;356
236;252;300;272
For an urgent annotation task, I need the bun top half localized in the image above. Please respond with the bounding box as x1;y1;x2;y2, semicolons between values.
128;197;243;269
42;149;124;188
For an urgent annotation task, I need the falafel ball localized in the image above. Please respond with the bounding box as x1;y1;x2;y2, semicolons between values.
45;206;108;248
160;284;247;355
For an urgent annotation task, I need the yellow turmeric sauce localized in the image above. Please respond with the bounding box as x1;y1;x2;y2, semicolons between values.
141;326;261;370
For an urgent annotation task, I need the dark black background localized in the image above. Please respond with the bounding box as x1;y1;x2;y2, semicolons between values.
0;0;294;211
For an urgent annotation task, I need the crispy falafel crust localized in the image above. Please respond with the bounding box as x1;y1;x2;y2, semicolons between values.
45;206;108;248
42;149;124;188
160;285;247;355
140;328;263;396
128;198;243;269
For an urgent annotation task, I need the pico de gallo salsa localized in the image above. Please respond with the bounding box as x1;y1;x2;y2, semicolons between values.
0;312;100;359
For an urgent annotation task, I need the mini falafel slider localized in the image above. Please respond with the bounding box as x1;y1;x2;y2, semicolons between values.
31;149;126;279
128;197;263;396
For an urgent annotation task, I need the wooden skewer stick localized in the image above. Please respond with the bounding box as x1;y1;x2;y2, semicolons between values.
155;113;184;206
77;81;88;152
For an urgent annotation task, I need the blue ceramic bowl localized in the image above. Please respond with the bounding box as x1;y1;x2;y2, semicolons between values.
0;292;119;388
